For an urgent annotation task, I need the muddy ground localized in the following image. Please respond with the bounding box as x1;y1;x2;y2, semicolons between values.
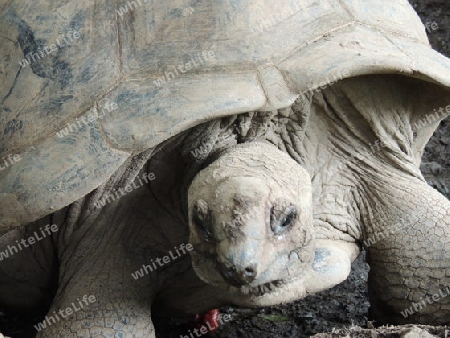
1;0;449;337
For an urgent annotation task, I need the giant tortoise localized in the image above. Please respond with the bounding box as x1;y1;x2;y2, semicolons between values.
1;0;450;336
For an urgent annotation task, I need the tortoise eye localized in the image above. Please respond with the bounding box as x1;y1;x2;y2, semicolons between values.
270;205;297;236
193;199;213;242
281;213;295;228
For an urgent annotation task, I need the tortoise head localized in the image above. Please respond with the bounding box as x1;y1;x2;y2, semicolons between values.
187;141;352;306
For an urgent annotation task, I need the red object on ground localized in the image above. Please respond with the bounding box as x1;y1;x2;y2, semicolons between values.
193;309;221;333
203;309;220;332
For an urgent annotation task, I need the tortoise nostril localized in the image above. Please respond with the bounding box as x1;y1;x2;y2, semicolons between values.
243;265;257;278
218;262;257;286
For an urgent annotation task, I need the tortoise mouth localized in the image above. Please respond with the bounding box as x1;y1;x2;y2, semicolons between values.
193;249;298;296
237;280;284;296
191;248;312;306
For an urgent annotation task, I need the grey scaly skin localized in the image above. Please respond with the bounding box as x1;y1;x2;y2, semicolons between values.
316;76;450;324
0;75;449;336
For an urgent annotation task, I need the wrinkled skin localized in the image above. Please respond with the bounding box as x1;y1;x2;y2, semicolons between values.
0;75;449;336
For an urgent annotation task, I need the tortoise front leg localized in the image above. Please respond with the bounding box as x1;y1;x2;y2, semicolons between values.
37;232;156;337
364;171;450;325
36;194;159;337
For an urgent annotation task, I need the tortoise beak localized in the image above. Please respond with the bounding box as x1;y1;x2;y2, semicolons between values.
217;261;258;287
